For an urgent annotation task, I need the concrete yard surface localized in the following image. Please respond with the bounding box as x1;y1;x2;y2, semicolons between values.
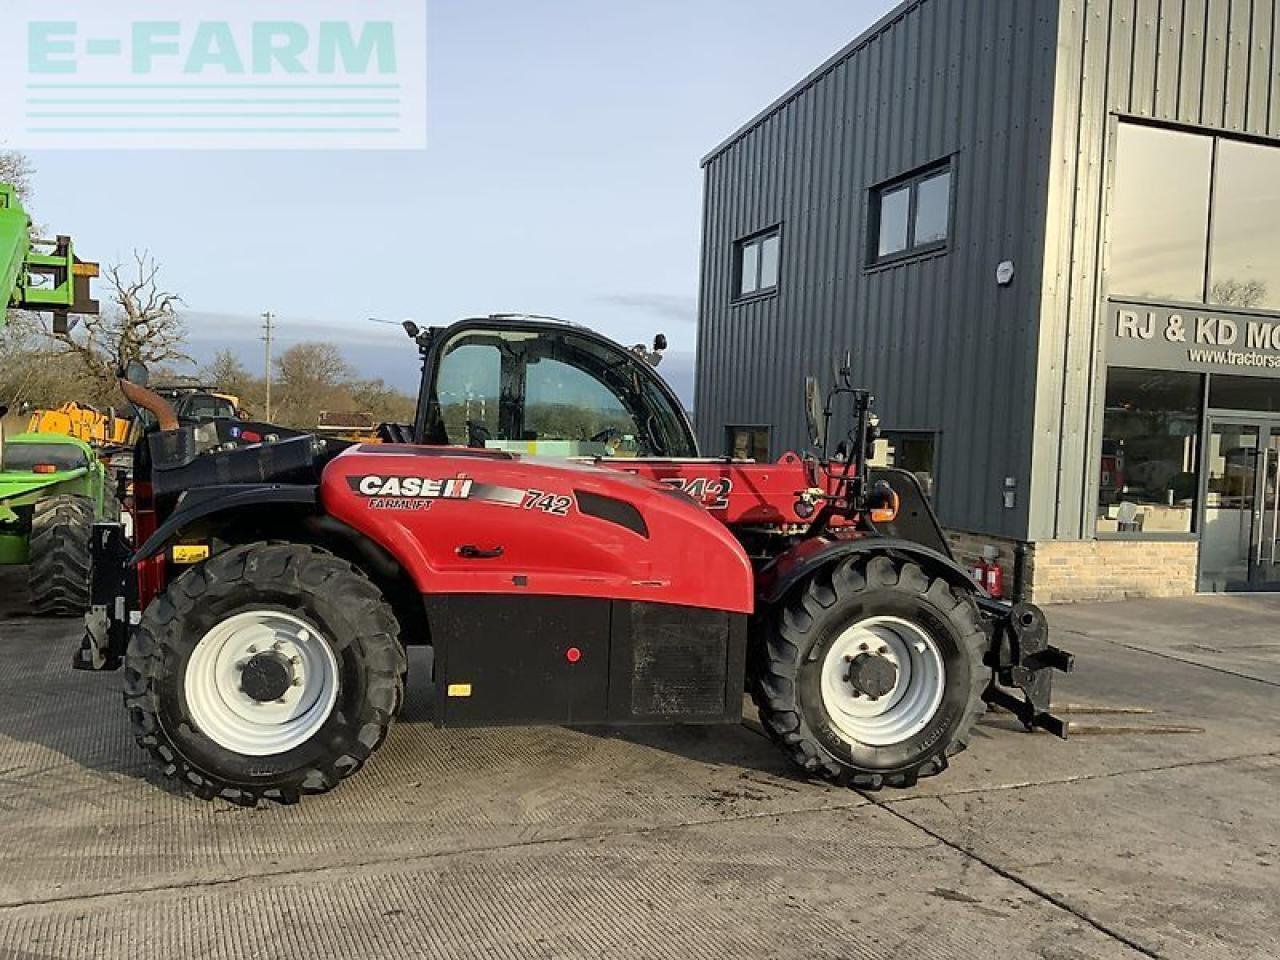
0;567;1276;959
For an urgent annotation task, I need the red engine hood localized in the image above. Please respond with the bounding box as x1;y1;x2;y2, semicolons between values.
320;445;755;613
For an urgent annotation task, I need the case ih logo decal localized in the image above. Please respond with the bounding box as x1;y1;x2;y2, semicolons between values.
349;475;474;511
345;475;571;515
660;477;732;510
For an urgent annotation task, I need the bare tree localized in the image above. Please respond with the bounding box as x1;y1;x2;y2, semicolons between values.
351;377;415;423
274;342;355;428
0;312;115;410
1211;278;1268;309
200;348;264;416
0;150;35;202
51;251;189;393
202;349;252;392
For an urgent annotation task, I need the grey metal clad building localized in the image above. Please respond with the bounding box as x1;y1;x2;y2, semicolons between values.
695;0;1280;601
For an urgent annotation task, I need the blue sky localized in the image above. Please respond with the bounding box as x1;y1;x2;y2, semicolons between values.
23;1;883;399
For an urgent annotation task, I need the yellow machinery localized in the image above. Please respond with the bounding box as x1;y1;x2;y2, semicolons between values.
28;402;135;447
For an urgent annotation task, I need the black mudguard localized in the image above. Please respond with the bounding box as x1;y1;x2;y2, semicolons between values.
133;484;318;562
74;484;320;672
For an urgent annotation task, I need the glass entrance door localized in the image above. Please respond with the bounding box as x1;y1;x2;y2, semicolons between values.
1257;432;1280;588
1199;420;1280;591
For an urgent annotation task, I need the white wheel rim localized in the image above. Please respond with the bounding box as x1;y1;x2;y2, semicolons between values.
819;615;946;747
184;610;340;757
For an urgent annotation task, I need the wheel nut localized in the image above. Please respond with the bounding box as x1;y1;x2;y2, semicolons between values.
859;643;869;652
247;646;257;654
878;646;889;655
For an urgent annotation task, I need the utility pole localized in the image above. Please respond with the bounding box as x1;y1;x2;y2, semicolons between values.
261;311;275;422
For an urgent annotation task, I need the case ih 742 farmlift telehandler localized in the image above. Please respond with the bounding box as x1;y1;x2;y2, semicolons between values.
78;316;1072;805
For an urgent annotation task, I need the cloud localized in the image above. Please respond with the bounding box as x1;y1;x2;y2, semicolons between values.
175;310;697;405
595;293;697;325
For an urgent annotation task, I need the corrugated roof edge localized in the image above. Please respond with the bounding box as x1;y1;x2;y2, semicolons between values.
700;0;924;168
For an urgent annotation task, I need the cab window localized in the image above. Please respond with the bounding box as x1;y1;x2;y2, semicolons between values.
430;327;695;457
2;442;89;472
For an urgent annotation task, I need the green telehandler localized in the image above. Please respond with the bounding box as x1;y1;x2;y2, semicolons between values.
2;180;107;614
0;429;119;614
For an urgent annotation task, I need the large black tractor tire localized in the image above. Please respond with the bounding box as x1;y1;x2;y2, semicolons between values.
28;494;94;617
750;554;987;790
124;543;407;806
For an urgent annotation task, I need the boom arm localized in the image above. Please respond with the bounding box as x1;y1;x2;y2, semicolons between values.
0;183;99;333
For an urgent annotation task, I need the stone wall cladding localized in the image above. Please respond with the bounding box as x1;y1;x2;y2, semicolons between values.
943;528;1199;604
1023;539;1198;604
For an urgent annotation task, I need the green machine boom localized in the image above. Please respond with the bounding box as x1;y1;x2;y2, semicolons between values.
2;180;108;615
1;182;99;333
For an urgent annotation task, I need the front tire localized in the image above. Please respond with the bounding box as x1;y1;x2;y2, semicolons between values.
750;555;987;789
28;494;94;617
124;543;406;805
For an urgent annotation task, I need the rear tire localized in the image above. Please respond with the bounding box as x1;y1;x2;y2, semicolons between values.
28;494;94;617
124;543;406;806
750;555;987;789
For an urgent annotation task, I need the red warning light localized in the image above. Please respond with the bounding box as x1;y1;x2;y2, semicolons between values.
565;646;582;664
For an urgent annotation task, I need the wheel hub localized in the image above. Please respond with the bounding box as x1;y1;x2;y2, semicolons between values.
184;610;340;757
240;651;294;703
819;615;947;747
845;652;898;700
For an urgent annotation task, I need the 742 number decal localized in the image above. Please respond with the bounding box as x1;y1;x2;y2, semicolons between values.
661;477;732;510
522;489;573;516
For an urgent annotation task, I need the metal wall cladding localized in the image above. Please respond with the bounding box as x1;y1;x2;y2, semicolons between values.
696;0;1062;540
1036;0;1280;540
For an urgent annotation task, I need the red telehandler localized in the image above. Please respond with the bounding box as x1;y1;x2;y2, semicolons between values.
77;316;1071;805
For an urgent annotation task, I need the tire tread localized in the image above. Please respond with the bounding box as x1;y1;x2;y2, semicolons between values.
124;542;407;806
750;556;987;791
28;494;94;617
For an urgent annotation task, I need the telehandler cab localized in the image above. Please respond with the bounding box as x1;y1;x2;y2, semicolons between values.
77;316;1071;805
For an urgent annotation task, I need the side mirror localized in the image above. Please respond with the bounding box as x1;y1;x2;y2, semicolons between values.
804;376;826;451
123;360;149;387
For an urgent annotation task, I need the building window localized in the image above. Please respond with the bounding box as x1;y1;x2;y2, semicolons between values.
726;425;770;461
869;161;952;264
878;430;938;498
1108;122;1280;309
1209;139;1280;311
1208;374;1280;413
1096;368;1202;535
734;229;780;299
1108;124;1213;303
